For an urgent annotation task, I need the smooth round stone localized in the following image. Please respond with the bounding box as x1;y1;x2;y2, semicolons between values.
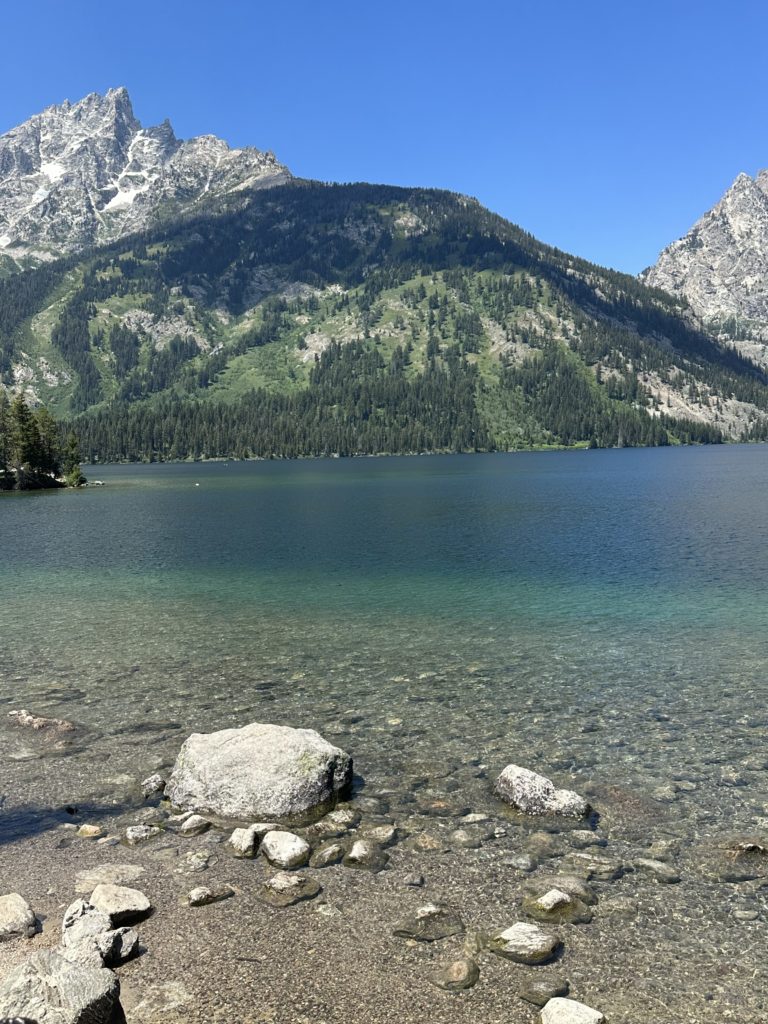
429;958;479;992
490;922;561;964
520;975;570;1007
260;831;311;869
77;824;104;839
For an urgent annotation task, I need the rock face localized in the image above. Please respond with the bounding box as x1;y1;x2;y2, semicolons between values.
495;765;589;819
0;893;36;940
643;170;768;343
0;949;123;1023
166;722;353;823
0;87;290;258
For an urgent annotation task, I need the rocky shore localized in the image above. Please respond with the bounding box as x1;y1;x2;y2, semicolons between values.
0;719;766;1023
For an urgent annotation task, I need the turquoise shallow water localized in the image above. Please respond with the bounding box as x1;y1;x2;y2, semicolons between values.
4;448;768;1020
2;446;768;823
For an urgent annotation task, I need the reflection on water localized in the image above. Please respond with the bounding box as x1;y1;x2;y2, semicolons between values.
2;448;768;1017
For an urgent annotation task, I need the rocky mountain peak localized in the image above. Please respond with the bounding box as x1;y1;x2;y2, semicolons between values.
643;168;768;338
0;87;290;257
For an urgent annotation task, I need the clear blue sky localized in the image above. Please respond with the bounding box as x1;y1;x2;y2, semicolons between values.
2;0;767;274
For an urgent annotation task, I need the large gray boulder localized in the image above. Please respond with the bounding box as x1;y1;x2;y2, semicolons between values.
165;723;352;823
0;949;123;1023
495;765;589;819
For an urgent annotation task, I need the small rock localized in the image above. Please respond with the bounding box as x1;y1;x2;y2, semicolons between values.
260;872;322;908
141;773;166;798
523;888;592;925
125;825;161;845
528;875;597;906
562;852;625;881
490;922;561;964
393;903;464;942
462;813;490;824
178;814;210;837
520;976;570;1007
89;884;151;925
0;950;122;1024
733;908;759;921
310;843;345;868
506;853;538;872
403;873;425;887
229;825;259;858
362;823;399;847
343;839;389;872
449;829;482;850
8;709;75;733
429;957;480;992
0;894;36;940
187;885;235;907
634;858;680;883
77;824;104;839
260;831;311;869
569;831;606;849
495;765;589;819
540;996;605;1024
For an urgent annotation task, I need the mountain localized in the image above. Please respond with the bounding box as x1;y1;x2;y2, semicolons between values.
643;170;768;364
0;87;289;261
4;177;768;458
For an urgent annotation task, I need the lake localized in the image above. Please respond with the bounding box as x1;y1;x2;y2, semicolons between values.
2;447;768;1020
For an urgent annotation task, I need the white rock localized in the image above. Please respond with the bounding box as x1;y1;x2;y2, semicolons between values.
540;996;606;1024
495;765;589;818
537;888;573;912
0;893;36;940
125;824;161;845
179;814;210;836
0;949;122;1023
260;830;311;869
89;883;151;925
166;722;352;822
491;922;561;964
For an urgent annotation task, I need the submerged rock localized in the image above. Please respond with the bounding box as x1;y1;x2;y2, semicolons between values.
495;765;589;819
260;872;322;908
8;709;76;733
0;894;36;941
393;903;464;942
74;864;145;893
540;996;605;1023
0;950;122;1024
343;840;389;872
429;957;480;992
523;888;593;925
490;922;561;964
178;814;210;837
520;975;570;1007
187;885;234;907
310;842;345;868
166;722;352;823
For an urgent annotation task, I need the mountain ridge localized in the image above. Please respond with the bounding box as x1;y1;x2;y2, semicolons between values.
0;87;290;260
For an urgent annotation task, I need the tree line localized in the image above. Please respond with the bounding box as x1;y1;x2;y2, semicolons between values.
0;392;84;490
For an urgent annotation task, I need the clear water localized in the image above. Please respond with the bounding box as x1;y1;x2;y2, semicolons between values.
2;447;768;1018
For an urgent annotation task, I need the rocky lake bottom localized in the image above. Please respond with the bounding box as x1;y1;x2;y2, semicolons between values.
2;449;768;1022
